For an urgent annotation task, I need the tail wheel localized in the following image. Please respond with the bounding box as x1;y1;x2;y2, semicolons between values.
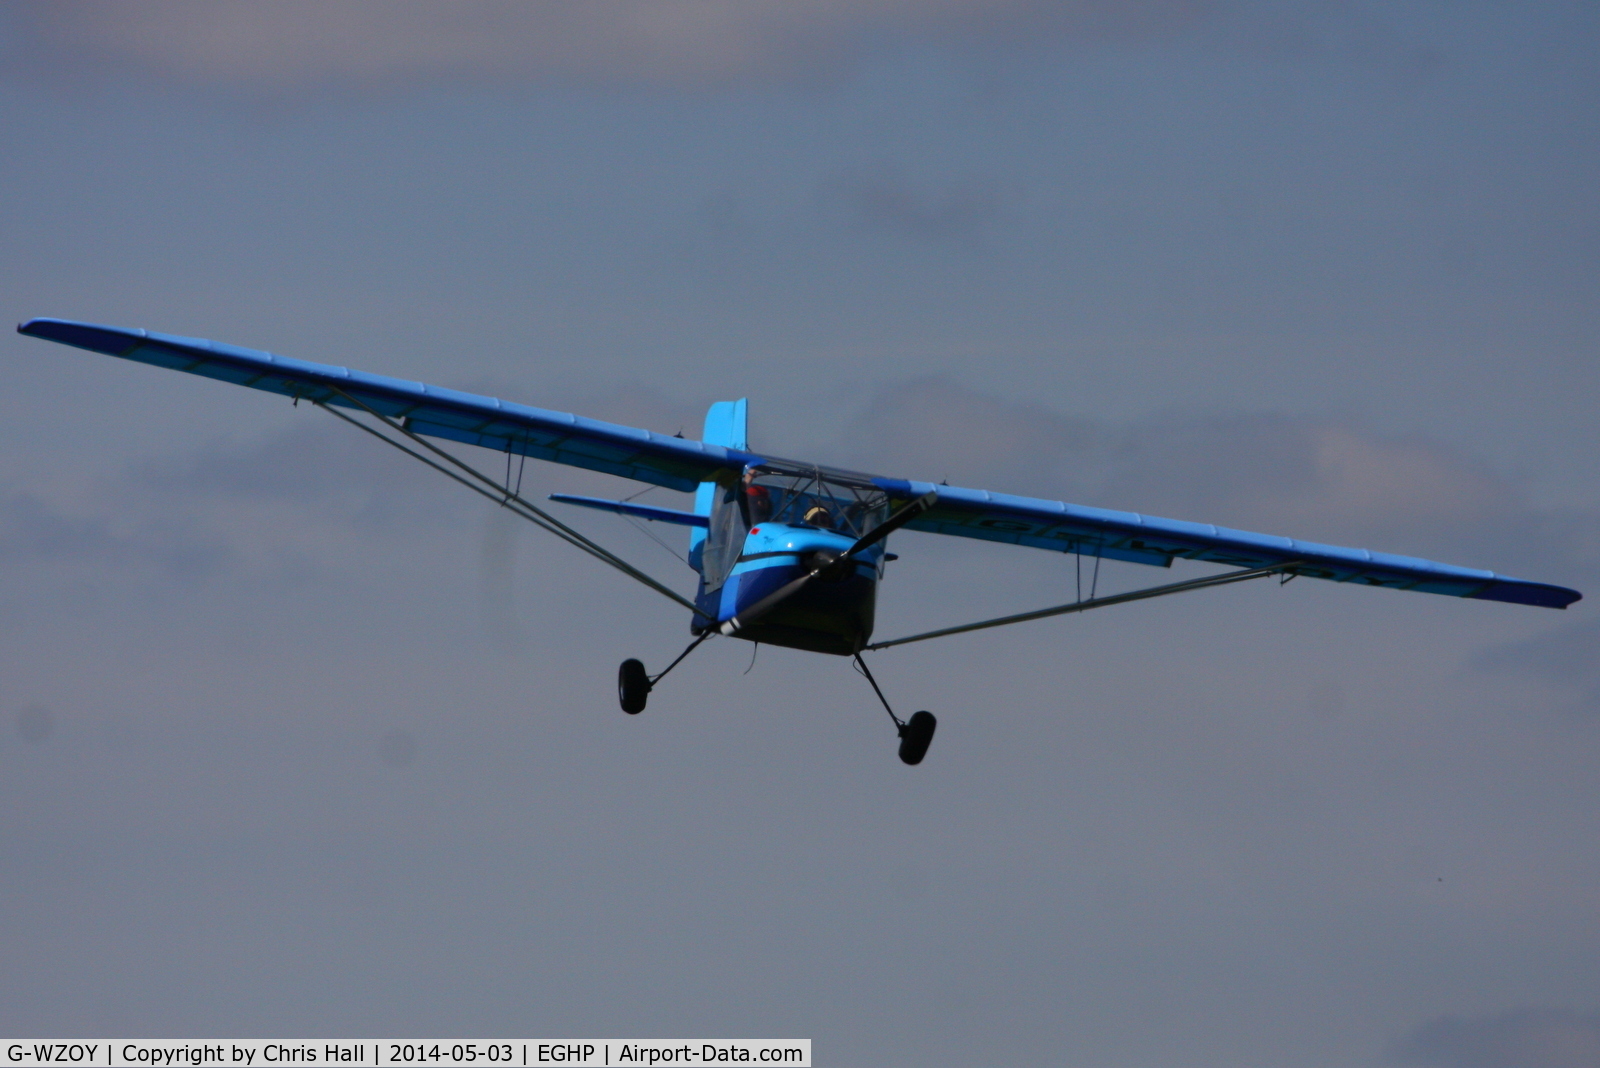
897;710;937;765
618;659;650;714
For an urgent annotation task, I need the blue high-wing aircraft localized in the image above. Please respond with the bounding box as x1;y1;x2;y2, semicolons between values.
19;318;1582;765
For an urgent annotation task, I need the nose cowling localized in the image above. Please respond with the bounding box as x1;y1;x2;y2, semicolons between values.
721;524;879;655
744;523;862;568
803;548;851;582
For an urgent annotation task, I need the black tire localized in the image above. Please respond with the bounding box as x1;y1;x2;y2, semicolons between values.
618;658;650;714
897;710;937;765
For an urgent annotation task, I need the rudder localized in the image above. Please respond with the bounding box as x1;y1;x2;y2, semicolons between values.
689;399;748;570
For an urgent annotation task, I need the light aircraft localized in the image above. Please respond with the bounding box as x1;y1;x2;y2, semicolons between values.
19;318;1582;765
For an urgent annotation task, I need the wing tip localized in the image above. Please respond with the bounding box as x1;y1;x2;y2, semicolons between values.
1469;581;1583;609
17;317;143;356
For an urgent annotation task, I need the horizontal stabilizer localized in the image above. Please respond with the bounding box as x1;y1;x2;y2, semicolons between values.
549;494;708;528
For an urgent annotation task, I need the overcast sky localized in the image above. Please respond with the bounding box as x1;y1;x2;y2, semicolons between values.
2;3;1598;1066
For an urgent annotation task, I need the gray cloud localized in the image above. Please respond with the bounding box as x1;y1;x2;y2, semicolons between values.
818;169;1009;245
0;382;707;591
838;376;1597;581
135;422;425;504
0;488;133;561
0;423;438;586
1394;1008;1600;1068
1214;0;1445;89
376;727;417;767
5;0;1210;94
15;705;55;744
1099;414;1537;568
0;485;230;577
840;376;1101;490
1475;618;1600;714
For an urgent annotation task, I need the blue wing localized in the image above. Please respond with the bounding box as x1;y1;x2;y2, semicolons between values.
18;318;757;492
21;317;1579;610
870;477;1580;609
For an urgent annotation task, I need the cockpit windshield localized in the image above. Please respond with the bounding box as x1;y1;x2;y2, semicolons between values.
739;462;890;538
700;461;891;591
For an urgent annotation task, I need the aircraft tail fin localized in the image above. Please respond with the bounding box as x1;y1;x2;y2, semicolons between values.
690;399;748;569
701;399;749;453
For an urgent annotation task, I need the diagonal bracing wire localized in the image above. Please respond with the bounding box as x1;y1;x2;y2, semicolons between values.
311;386;708;619
864;561;1299;651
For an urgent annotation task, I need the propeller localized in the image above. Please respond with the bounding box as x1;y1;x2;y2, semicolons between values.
719;491;938;636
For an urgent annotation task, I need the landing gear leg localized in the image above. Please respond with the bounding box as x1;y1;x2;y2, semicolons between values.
853;654;937;765
618;631;712;715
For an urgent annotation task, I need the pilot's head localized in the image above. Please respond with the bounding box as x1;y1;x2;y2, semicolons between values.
803;505;835;529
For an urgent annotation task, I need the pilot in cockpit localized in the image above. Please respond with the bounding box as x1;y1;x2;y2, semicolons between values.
802;505;835;530
743;467;773;525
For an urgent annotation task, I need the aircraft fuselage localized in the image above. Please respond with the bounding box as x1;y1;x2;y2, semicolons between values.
694;523;880;655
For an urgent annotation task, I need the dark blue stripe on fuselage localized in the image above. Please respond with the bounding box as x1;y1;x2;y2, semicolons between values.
694;557;879;655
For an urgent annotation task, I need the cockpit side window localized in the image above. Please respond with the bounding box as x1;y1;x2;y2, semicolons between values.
702;483;746;591
743;470;774;525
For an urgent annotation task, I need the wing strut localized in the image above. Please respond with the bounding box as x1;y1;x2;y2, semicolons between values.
314;385;708;620
864;561;1299;651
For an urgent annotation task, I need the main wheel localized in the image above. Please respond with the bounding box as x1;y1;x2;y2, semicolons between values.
618;658;650;714
897;710;937;765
